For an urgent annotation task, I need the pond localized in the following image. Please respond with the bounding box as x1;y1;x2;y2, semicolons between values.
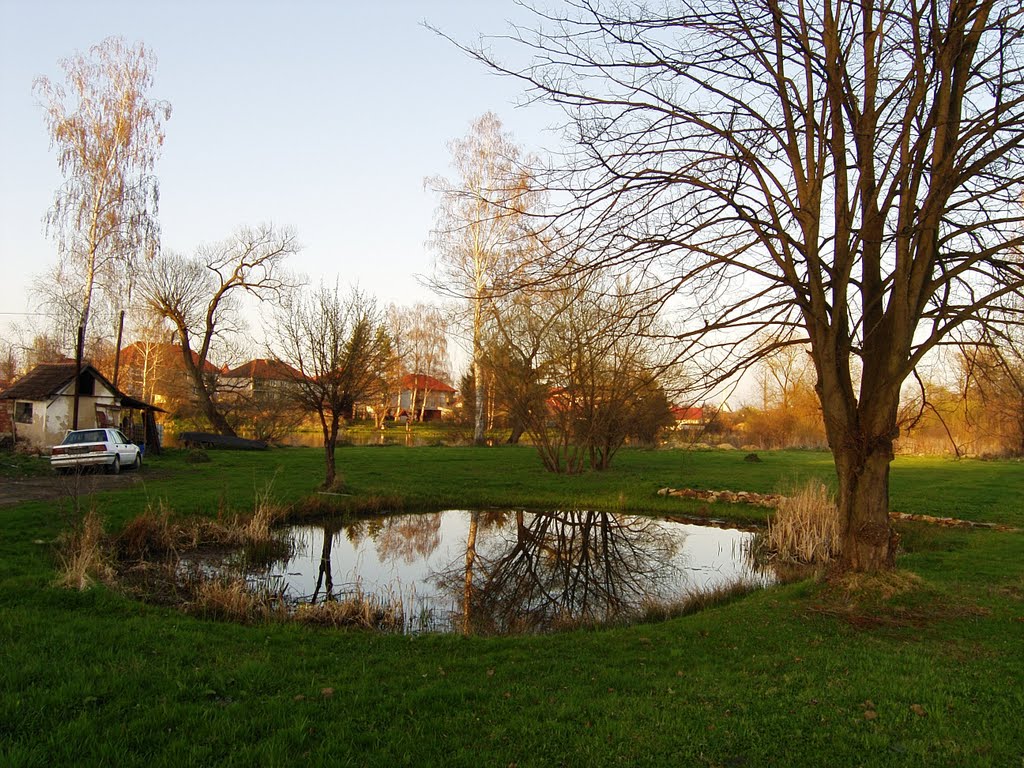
194;510;772;634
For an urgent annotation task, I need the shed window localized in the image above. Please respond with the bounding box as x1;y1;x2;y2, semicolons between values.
14;401;33;424
77;372;95;396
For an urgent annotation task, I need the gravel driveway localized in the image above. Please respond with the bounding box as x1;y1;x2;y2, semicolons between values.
0;471;148;506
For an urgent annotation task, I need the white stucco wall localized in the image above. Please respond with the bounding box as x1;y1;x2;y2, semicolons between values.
13;384;119;450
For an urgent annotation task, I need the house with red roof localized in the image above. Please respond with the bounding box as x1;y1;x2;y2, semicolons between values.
670;405;705;429
393;373;456;422
113;342;222;414
220;358;306;398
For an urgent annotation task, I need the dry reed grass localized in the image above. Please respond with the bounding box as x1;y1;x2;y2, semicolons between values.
637;579;762;624
293;494;404;520
55;509;113;590
112;497;290;562
762;480;840;565
114;501;176;561
294;591;405;631
185;576;286;624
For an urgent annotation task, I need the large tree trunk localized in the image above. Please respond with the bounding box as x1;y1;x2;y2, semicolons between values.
175;341;236;437
816;341;901;573
195;381;236;436
834;437;898;572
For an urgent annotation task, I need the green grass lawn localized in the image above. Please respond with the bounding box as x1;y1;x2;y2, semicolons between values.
2;445;1022;767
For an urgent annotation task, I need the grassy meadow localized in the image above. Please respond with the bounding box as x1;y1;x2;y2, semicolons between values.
1;444;1022;766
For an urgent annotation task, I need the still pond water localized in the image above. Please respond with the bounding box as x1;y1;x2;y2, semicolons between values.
212;510;772;634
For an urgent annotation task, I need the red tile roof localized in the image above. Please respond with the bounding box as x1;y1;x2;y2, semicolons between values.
118;342;221;375
222;358;305;382
400;373;456;393
671;406;704;422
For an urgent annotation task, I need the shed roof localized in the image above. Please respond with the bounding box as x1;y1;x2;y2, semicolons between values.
0;362;114;401
671;406;704;422
0;362;162;412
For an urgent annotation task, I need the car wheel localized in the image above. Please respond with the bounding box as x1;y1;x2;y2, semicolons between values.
132;452;142;471
108;455;121;475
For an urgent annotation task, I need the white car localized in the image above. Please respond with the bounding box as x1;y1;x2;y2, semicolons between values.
50;428;142;474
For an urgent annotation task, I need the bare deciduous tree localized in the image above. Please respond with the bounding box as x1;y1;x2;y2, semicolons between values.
141;224;299;435
958;321;1024;455
36;37;170;424
0;338;20;384
271;284;392;489
488;270;678;473
464;0;1024;571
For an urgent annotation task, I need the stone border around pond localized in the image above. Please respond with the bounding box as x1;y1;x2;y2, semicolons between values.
656;487;1018;531
657;487;782;507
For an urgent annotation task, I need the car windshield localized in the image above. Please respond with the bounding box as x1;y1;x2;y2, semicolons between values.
62;430;107;445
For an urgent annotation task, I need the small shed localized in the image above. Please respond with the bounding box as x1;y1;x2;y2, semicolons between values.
0;362;163;453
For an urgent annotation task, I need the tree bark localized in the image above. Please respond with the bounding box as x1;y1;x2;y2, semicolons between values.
506;423;524;444
834;437;898;572
173;340;236;437
194;375;235;436
473;296;486;445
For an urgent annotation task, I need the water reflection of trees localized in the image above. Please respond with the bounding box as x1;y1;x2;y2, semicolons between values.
437;510;683;634
349;514;443;565
309;514;443;602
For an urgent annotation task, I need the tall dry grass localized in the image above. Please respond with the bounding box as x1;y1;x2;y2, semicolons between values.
114;500;176;561
55;509;113;590
185;576;286;624
294;592;406;631
761;479;840;566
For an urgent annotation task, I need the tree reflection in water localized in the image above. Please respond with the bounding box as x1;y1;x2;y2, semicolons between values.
436;510;684;634
309;514;443;603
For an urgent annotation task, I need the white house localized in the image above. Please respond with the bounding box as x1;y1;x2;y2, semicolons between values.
392;373;457;422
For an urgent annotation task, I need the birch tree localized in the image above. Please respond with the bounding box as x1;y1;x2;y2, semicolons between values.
427;113;539;444
390;303;450;423
36;37;170;424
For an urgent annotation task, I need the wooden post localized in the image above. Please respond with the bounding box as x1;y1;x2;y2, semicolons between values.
72;324;85;430
112;310;125;388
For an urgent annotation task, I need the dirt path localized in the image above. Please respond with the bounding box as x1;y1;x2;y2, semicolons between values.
0;472;149;507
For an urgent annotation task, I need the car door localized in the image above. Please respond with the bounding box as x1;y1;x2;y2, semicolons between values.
113;429;134;462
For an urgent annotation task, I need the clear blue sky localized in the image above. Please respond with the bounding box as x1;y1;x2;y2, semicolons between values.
0;0;562;354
